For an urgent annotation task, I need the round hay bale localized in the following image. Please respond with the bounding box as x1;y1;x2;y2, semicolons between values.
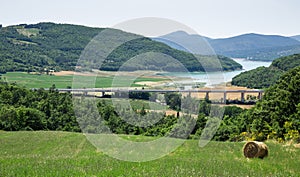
243;141;268;159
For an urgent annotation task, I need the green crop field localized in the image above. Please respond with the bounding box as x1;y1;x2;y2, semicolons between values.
0;131;299;176
1;72;167;89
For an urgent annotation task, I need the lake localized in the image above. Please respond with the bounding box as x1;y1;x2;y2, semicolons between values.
159;58;272;87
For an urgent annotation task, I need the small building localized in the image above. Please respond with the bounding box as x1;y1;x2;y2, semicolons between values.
44;68;55;75
49;70;55;75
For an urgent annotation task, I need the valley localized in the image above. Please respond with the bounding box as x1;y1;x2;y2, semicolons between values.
0;21;300;176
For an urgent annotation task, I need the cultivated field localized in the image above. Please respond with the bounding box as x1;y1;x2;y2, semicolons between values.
0;131;299;176
1;72;169;89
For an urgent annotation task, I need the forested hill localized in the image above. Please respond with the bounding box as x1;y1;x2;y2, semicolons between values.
0;23;102;72
0;23;241;73
231;54;300;88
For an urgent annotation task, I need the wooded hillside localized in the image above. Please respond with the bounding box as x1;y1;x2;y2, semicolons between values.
0;23;242;73
232;54;300;88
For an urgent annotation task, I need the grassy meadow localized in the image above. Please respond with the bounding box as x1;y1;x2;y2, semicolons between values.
0;131;299;176
1;72;167;88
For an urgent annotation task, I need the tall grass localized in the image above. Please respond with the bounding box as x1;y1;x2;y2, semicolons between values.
0;131;299;176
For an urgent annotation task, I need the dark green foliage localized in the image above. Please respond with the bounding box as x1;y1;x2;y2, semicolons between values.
197;65;300;141
0;83;196;139
139;105;147;116
0;83;80;131
232;53;300;88
217;55;243;71
271;53;300;71
223;106;244;118
237;66;300;141
198;99;211;116
231;66;283;88
192;105;245;141
0;23;242;73
0;83;210;140
181;95;200;114
168;115;196;139
213;106;244;141
129;92;150;100
164;93;181;111
88;100;185;137
0;23;102;72
104;37;242;72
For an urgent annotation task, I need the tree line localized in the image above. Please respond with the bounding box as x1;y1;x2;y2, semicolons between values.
1;66;299;142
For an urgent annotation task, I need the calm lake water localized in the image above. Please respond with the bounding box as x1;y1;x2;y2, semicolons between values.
160;59;272;87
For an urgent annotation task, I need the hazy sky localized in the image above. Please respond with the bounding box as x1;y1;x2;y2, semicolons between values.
1;0;299;38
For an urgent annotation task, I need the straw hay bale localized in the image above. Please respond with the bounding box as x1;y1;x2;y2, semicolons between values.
243;141;268;159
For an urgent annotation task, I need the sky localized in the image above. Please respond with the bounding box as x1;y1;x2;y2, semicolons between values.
1;0;300;38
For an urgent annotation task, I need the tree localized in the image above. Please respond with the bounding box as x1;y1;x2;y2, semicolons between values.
0;106;19;131
16;106;46;130
199;99;211;116
140;104;147;116
165;93;181;111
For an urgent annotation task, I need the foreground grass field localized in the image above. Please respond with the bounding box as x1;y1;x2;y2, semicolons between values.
1;72;167;88
0;131;299;176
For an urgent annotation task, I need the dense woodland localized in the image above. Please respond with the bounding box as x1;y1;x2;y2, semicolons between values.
1;66;300;142
236;66;300;142
0;23;241;73
232;54;300;88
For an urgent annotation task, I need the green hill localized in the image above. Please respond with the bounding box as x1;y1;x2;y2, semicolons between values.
0;131;299;176
231;54;300;88
0;22;241;73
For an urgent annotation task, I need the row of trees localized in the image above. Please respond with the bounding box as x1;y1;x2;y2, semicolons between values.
1;67;300;142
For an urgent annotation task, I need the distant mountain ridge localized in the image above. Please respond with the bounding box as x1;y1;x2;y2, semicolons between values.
291;35;300;42
154;31;300;61
154;31;213;55
210;33;300;52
